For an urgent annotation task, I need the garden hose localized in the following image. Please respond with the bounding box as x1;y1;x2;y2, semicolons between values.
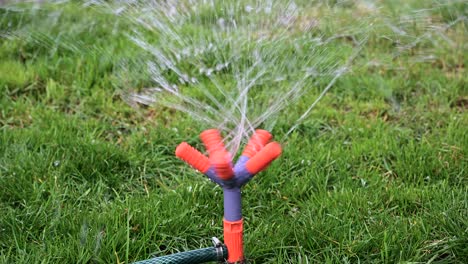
133;238;228;264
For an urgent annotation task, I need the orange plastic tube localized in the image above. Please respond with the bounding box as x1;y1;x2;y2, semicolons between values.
242;129;272;158
209;150;234;180
224;218;244;263
245;142;282;175
175;142;210;174
200;129;225;155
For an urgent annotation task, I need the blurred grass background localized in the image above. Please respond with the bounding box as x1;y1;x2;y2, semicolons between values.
0;1;467;263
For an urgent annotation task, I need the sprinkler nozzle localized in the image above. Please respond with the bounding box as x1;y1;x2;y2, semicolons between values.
200;129;226;155
210;150;234;180
245;142;282;174
242;129;272;158
175;142;210;173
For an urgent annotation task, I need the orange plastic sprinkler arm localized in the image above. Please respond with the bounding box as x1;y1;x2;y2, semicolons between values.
224;218;244;263
242;129;272;158
209;150;234;180
175;142;210;174
245;142;282;175
200;129;226;154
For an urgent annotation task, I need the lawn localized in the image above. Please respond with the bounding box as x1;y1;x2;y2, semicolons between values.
0;1;467;263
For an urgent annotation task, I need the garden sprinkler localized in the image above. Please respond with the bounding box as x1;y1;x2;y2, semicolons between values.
134;129;281;264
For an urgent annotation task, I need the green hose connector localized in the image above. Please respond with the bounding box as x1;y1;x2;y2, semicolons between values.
133;238;228;264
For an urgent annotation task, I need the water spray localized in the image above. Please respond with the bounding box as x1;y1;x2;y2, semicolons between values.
134;129;281;264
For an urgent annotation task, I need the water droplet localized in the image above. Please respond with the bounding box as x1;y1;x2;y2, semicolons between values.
360;178;367;187
274;76;286;82
245;5;254;13
215;63;224;71
218;18;226;28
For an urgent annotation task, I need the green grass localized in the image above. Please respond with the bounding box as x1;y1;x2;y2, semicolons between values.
1;1;467;263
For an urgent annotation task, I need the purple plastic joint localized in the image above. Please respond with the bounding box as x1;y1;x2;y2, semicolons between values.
202;155;255;221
